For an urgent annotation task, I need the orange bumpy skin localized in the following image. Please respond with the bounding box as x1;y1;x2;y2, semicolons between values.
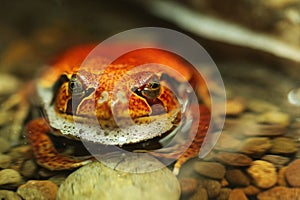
27;44;211;173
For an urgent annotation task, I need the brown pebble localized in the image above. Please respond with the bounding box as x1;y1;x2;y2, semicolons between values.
21;160;38;178
242;185;261;196
226;98;246;116
217;188;231;200
194;162;226;179
0;169;22;186
278;166;288;186
0;154;12;169
48;174;69;186
214;133;241;152
229;189;248;200
225;169;250;187
17;180;58;200
270;137;298;154
248;99;278;113
200;179;221;199
240;137;272;156
257;186;300;200
0;190;21;200
215;152;253;166
285;159;300;187
261;155;290;168
0;138;11;153
257;111;290;127
179;178;198;195
189;188;207;200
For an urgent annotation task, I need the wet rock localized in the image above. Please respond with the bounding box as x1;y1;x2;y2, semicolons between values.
214;133;241;152
0;154;12;169
225;169;250;187
0;111;14;126
17;180;58;200
278;166;288;186
0;74;20;95
270;137;297;154
0;190;21;200
0;138;11;153
216;188;231;200
179;178;198;195
257;111;290;127
48;174;69;186
261;155;290;168
215;152;253;166
240;137;272;156
38;169;58;178
247;160;277;189
193;161;226;179
226;98;246;115
189;188;207;200
57;154;180;200
200;179;221;199
242;185;261;196
0;169;22;186
228;189;248;200
257;186;300;200
248;99;278;113
20;160;38;178
285;159;300;187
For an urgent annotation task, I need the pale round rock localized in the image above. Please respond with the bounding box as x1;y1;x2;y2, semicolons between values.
57;154;180;200
247;160;277;189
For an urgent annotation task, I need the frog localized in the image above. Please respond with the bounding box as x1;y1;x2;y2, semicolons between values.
26;44;211;175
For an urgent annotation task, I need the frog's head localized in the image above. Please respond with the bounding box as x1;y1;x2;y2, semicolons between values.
38;47;203;146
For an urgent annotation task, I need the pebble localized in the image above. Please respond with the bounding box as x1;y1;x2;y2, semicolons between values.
201;179;221;199
228;189;248;200
246;160;277;189
240;137;272;156
17;180;58;200
216;188;231;200
261;154;290;168
179;178;198;195
226;98;246;116
225;169;250;187
214;133;241;152
0;169;22;186
193;161;226;179
57;154;180;200
285;159;300;187
20;160;38;178
248;99;278;113
257;111;290;127
0;138;11;153
242;185;261;196
189;188;208;200
257;186;300;200
270;137;298;154
278;166;288;186
215;152;253;166
0;154;12;169
48;174;69;186
0;74;20;95
0;190;21;200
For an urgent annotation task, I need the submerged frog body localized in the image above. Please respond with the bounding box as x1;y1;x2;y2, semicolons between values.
26;44;211;174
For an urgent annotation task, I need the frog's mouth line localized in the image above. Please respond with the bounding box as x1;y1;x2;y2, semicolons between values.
48;125;178;157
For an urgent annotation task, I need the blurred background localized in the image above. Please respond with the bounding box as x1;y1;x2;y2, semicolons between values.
1;1;300;199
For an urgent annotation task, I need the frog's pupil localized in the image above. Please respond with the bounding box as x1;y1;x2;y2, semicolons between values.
69;77;84;95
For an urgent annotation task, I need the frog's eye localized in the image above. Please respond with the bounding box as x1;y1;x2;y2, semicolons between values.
141;76;161;99
69;75;85;96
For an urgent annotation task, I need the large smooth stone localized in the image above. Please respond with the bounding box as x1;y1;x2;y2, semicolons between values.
57;153;180;200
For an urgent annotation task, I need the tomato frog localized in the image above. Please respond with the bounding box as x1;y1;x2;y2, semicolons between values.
26;44;211;175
